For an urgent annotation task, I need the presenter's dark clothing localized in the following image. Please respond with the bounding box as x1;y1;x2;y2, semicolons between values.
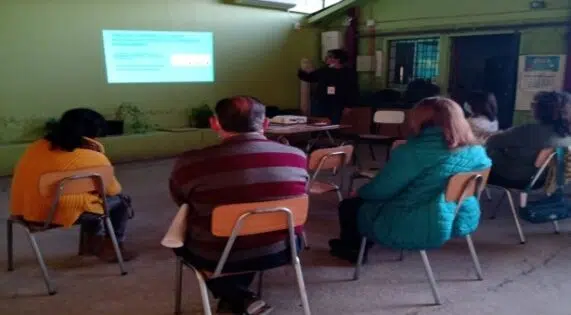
298;67;359;124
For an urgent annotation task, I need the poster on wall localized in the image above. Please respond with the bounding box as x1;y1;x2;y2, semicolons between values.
515;54;566;110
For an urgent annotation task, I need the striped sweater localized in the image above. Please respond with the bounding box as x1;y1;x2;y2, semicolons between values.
169;133;309;262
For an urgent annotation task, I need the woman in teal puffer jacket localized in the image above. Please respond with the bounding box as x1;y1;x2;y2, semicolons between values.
330;97;491;262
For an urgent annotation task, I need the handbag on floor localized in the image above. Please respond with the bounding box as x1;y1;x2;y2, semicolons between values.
519;148;571;223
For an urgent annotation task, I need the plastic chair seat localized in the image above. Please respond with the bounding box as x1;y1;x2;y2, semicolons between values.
8;215;61;232
309;181;339;194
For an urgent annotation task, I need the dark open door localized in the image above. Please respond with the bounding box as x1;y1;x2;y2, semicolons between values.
449;33;520;128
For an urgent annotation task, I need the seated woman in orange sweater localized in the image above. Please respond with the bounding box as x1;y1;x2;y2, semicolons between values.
10;108;136;262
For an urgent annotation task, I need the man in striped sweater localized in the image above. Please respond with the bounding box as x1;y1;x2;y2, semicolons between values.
169;96;308;315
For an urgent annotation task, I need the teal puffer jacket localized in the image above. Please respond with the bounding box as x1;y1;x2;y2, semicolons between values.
357;127;491;250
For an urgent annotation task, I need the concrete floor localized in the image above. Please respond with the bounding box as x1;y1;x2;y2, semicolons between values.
1;157;571;315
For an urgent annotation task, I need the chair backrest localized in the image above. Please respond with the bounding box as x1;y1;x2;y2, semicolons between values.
373;110;406;124
535;148;555;168
445;168;491;204
307;145;354;171
211;195;309;237
38;165;114;197
340;107;373;135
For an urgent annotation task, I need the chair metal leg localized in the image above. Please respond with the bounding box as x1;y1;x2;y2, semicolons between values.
174;257;183;315
348;175;355;195
398;249;405;261
505;190;526;244
301;231;310;249
552;220;560;234
484;188;492;201
369;143;376;161
419;250;441;305
7;219;14;272
489;188;507;219
103;217;127;275
190;265;213;315
24;229;57;295
78;225;85;256
292;256;311;315
465;235;483;280
335;188;343;202
353;237;367;281
257;271;264;298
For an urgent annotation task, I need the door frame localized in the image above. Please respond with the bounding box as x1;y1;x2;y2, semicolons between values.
448;32;521;128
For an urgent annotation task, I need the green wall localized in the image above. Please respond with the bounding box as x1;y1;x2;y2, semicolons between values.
328;0;569;124
0;0;319;144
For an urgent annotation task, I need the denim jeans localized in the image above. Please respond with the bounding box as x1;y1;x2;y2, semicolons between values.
75;195;129;242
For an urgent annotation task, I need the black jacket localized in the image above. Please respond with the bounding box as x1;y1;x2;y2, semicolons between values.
298;67;359;107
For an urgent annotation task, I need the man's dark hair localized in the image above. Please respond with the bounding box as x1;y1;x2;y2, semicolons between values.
532;91;571;137
404;79;441;104
327;49;349;64
215;96;266;133
45;108;107;152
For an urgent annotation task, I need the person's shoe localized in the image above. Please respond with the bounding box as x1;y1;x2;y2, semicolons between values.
216;298;273;315
329;238;373;250
81;234;103;256
328;238;345;250
216;299;237;314
329;239;368;264
245;298;274;315
97;238;138;263
330;247;365;264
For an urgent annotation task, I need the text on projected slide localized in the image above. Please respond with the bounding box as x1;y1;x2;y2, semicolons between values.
102;30;214;83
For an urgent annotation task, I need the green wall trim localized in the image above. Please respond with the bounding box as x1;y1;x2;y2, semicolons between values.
0;130;221;177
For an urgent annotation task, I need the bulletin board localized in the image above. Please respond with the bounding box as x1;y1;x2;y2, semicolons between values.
515;54;567;110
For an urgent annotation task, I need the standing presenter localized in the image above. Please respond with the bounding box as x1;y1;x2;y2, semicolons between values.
298;49;359;124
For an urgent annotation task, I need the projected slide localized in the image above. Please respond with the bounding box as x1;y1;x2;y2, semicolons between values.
102;30;214;83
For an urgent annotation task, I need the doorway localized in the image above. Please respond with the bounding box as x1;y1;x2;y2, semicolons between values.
449;34;520;129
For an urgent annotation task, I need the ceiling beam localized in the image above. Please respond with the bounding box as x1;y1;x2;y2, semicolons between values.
306;0;364;25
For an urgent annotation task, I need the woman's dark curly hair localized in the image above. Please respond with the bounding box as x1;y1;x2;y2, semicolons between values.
532;91;571;137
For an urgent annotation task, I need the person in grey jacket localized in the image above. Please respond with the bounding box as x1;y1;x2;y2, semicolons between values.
487;91;571;188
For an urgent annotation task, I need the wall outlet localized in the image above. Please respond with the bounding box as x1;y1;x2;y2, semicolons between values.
366;19;375;27
294;22;301;30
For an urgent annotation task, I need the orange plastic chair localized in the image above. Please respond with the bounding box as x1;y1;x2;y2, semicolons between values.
163;195;311;315
354;168;491;305
307;145;354;202
348;140;407;193
487;148;560;244
6;166;127;295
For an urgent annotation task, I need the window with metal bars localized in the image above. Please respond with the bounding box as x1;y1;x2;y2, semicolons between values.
388;38;440;87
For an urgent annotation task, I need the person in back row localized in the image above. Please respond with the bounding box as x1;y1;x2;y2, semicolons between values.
298;49;359;124
329;97;491;262
169;96;309;315
10;108;136;262
465;91;499;139
487;91;571;188
402;79;441;108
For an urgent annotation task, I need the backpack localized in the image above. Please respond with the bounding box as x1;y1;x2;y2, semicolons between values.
519;147;571;223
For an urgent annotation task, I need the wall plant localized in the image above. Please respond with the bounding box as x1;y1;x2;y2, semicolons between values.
115;102;153;134
0;117;20;144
